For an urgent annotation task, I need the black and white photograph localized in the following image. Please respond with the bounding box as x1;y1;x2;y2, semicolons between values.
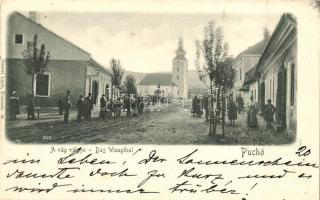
5;11;297;144
0;1;319;200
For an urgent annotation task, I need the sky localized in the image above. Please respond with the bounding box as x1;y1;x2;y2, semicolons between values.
34;12;281;73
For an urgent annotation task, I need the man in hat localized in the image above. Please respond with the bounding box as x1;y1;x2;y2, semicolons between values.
100;94;107;119
64;90;72;124
76;95;84;122
9;91;20;120
264;99;276;128
85;93;94;119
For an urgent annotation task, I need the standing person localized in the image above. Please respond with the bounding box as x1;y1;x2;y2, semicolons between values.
236;95;244;114
110;99;115;118
115;97;122;118
125;96;131;117
138;96;144;115
76;95;84;122
58;96;64;115
9;91;20;120
192;95;196;116
99;94;107;119
85;93;94;119
247;96;258;128
131;96;138;117
228;98;237;126
64;90;72;124
106;98;112;119
27;94;35;120
264;99;276;128
203;93;209;122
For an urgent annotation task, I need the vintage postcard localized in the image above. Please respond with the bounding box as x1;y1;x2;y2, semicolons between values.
0;0;319;199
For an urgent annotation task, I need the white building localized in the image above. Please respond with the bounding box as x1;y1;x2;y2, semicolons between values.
137;38;188;98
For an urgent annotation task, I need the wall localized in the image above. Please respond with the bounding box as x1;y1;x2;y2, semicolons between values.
7;13;91;61
85;64;112;108
7;59;87;107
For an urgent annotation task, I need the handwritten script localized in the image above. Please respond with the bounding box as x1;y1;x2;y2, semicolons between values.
1;145;318;199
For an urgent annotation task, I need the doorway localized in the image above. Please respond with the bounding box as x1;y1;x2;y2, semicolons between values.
276;64;287;130
92;80;99;105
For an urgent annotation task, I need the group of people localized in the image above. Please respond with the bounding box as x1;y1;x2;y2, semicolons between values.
191;93;210;121
246;97;276;128
98;95;144;120
9;89;277;130
60;91;147;124
191;92;277;129
57;91;94;124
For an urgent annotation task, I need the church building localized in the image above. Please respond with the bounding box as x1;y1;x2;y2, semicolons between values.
137;38;188;99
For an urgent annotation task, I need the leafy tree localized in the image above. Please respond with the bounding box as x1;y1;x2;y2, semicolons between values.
195;21;233;101
110;58;125;97
195;20;235;135
124;75;137;95
22;34;50;96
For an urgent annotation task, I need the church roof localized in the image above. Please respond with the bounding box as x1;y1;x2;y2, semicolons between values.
138;73;176;86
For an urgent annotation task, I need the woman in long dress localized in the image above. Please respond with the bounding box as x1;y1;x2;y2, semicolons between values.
247;96;258;127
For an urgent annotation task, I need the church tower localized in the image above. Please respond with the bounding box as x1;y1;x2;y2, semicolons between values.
172;38;188;99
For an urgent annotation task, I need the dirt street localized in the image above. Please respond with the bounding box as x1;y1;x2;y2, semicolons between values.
6;106;293;144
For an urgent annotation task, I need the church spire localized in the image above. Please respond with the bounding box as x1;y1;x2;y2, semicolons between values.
175;37;186;58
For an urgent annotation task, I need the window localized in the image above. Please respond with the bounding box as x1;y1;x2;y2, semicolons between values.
34;73;50;97
177;76;179;80
239;67;242;81
177;67;179;72
290;63;295;105
14;34;23;44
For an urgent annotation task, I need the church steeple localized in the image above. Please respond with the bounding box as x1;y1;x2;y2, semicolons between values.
175;37;186;58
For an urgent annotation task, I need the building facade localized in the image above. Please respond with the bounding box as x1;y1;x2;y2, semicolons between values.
137;73;178;97
255;13;297;135
137;38;187;99
6;12;112;107
231;38;268;106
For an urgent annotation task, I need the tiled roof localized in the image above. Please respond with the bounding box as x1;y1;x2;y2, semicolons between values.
87;59;113;77
234;38;268;61
243;65;257;85
139;73;175;86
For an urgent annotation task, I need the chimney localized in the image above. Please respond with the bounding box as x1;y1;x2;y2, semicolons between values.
29;11;39;23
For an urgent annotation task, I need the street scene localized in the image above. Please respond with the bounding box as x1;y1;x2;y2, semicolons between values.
6;12;297;144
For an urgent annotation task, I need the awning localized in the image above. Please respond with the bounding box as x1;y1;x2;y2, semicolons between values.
239;84;249;91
